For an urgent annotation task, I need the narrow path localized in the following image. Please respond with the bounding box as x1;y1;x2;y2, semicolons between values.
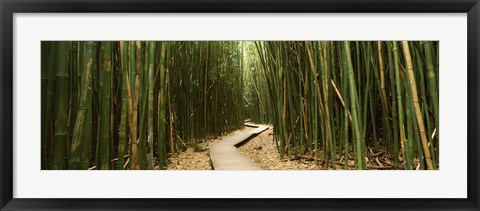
209;124;269;170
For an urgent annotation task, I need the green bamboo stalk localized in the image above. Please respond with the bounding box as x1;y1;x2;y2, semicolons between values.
69;41;96;170
423;41;439;167
158;42;167;169
204;42;209;140
118;41;128;169
319;42;335;169
413;46;426;170
126;41;140;170
96;41;112;170
405;81;414;170
392;41;407;165
137;41;148;170
69;42;79;161
343;41;364;170
52;41;70;170
386;42;399;169
41;42;50;170
146;41;156;169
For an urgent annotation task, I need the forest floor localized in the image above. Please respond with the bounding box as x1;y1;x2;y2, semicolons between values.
166;125;321;170
239;125;409;170
237;126;322;170
166;124;402;170
166;127;253;170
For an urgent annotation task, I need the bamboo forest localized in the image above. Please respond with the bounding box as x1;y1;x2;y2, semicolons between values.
41;41;439;170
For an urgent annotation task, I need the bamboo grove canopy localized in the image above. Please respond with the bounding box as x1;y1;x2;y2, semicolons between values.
41;41;439;170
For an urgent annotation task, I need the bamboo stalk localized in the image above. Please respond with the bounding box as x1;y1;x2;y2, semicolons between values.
96;41;112;170
343;41;364;170
401;41;434;170
68;42;94;170
118;41;128;169
52;41;70;170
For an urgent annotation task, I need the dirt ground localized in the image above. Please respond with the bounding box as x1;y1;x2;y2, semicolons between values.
166;127;253;170
166;124;402;170
237;126;323;170
166;125;323;170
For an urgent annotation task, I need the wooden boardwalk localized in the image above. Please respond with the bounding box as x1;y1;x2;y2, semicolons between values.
209;124;269;170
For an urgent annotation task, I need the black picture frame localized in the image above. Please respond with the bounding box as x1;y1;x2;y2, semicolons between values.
1;0;479;210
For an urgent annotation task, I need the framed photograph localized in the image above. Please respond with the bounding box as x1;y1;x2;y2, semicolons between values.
1;0;479;210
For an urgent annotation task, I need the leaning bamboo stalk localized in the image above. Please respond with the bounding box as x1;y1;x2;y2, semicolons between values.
401;41;434;170
331;79;352;122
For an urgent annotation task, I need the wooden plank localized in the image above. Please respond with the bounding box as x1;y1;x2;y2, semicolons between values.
209;124;269;170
